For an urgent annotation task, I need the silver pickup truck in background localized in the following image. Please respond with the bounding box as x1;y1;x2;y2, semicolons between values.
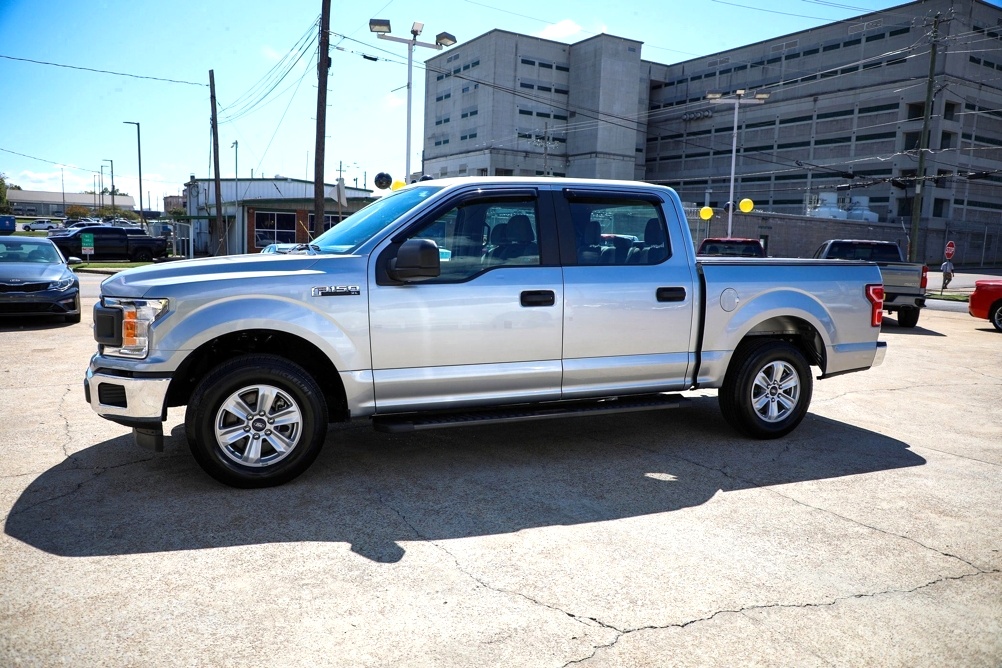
812;239;928;328
84;178;887;488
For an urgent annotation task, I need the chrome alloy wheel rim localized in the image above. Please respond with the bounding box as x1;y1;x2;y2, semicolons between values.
751;361;801;423
213;384;303;467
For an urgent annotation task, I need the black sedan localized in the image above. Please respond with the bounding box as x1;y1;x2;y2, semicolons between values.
0;237;82;324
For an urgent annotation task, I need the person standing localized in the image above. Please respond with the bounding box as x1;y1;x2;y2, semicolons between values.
940;259;955;292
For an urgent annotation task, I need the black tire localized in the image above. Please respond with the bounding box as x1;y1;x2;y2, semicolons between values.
990;302;1002;333
896;307;920;328
184;354;328;488
719;339;813;439
133;249;153;262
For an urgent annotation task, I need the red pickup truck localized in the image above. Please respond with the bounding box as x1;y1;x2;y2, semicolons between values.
969;280;1002;332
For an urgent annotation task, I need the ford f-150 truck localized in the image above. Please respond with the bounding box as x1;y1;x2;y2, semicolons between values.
84;178;887;488
812;239;927;328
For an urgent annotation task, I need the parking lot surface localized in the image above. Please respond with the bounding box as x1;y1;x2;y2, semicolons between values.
1;283;1000;667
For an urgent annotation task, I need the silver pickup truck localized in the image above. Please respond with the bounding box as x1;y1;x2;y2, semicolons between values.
812;239;927;328
84;178;887;488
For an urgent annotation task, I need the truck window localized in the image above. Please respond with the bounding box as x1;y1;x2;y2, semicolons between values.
568;199;668;265
827;242;902;262
406;196;540;280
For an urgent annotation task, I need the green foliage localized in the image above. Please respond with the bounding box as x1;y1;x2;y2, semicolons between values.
65;205;91;218
0;173;11;214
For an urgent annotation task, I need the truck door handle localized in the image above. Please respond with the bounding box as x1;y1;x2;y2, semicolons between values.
656;286;687;302
521;290;555;307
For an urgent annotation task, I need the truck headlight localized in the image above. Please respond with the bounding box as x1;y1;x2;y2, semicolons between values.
100;298;169;358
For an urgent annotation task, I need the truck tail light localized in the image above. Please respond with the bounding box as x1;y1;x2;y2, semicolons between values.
920;265;928;290
865;284;884;327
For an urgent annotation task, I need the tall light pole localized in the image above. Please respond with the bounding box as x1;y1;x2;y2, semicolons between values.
231;140;239;246
369;19;456;182
99;166;105;209
103;158;115;215
124;122;143;226
707;89;769;237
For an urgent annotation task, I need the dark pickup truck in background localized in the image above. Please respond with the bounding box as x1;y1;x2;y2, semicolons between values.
50;225;168;262
813;239;927;328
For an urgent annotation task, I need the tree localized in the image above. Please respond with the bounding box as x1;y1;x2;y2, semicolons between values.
66;205;91;218
0;172;12;214
169;207;187;222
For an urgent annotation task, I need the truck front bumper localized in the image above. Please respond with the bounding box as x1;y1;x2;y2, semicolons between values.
84;362;171;428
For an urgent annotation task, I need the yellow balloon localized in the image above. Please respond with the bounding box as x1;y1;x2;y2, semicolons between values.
391;180;406;191
699;206;713;221
739;198;754;213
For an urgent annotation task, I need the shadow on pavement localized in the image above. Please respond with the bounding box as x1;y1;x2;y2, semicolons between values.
6;398;925;563
882;320;946;337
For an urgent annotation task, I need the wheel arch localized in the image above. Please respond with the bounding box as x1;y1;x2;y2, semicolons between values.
165;329;349;422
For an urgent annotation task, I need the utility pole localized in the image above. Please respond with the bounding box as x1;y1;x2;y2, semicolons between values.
209;69;225;254
909;12;941;262
314;0;332;232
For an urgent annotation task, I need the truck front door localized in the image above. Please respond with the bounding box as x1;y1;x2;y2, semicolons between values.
368;189;564;412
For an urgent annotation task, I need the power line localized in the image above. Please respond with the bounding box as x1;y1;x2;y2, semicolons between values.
0;54;206;87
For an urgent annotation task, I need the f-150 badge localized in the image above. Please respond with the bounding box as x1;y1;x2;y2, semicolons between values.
312;285;361;297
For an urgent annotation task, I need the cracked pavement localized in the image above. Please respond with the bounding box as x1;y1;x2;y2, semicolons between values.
1;277;1000;667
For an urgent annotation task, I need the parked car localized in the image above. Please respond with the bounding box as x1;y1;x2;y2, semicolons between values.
697;237;766;257
260;243;300;254
49;225;167;262
0;237;81;323
969;280;1002;332
812;239;927;328
84;177;887;488
22;219;60;231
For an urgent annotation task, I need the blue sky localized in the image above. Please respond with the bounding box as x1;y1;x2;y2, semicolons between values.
0;0;979;211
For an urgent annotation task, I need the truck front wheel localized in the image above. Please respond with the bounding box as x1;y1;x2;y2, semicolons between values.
719;339;813;439
185;354;328;488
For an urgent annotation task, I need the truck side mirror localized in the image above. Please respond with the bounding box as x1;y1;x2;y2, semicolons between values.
389;238;441;282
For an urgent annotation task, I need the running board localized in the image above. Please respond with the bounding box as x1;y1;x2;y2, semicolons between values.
372;393;685;433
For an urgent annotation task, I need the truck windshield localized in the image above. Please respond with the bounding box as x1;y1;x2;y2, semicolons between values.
311;186;442;253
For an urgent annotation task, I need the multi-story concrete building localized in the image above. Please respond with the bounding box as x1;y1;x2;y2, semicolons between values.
422;0;1002;261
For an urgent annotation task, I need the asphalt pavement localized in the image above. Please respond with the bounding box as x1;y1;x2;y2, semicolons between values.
1;280;999;667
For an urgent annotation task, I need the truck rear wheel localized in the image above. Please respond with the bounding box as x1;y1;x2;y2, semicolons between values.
896;307;920;328
719;339;813;439
184;354;328;488
133;249;153;262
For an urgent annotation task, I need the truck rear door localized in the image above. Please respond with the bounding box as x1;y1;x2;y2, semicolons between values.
555;188;696;397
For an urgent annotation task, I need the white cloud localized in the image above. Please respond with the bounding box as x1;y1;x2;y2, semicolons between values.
261;45;284;62
535;19;584;41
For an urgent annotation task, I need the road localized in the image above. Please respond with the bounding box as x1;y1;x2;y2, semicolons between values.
1;281;1000;667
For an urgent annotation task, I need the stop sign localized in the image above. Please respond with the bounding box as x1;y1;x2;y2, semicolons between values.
945;240;956;259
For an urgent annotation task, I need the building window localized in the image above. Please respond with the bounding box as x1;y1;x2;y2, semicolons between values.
520;82;534;89
254;211;296;248
555;64;569;72
521;58;536;66
307;213;341;233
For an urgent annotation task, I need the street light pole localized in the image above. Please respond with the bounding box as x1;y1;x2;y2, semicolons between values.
103;159;115;215
124;122;143;226
231;140;239;247
707;90;769;237
369;19;457;182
